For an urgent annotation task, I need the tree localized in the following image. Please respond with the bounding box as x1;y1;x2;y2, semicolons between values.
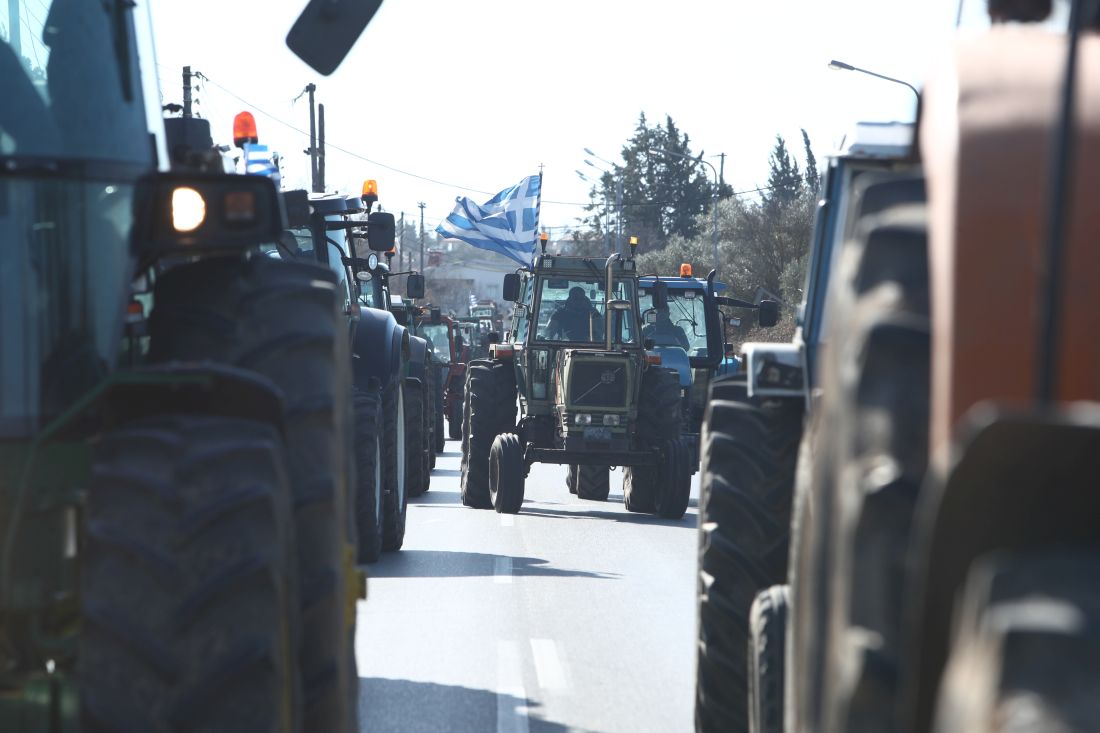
802;129;819;192
585;113;714;251
764;135;803;208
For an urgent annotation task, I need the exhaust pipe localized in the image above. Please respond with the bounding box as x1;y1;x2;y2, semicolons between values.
604;253;620;351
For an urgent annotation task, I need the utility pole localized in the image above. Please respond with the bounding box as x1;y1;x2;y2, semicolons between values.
417;202;427;277
317;102;326;192
615;178;623;256
304;83;319;193
718;152;726;189
182;66;193;118
399;212;406;272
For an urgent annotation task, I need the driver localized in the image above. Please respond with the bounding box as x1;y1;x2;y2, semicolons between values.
643;307;691;350
546;286;603;341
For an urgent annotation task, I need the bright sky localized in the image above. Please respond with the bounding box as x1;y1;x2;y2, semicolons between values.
149;0;986;236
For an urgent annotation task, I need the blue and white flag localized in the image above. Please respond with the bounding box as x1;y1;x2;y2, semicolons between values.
436;174;541;267
242;143;280;180
468;292;478;308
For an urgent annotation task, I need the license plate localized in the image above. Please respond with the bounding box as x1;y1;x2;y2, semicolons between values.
583;427;612;442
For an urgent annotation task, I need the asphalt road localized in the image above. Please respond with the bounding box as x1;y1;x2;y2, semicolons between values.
355;424;700;733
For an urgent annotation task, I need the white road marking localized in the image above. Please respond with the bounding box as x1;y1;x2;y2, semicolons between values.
494;556;513;584
500;514;515;527
530;639;569;691
497;641;530;733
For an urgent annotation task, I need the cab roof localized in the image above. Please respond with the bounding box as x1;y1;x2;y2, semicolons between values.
639;275;727;292
833;121;914;161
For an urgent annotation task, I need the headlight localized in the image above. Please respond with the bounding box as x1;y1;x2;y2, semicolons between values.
602;414;620;426
574;413;593;425
171;187;206;232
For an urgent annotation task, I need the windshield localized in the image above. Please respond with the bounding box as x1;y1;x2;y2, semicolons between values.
1;0;151;165
534;277;637;346
0;177;135;435
420;324;451;363
638;287;710;357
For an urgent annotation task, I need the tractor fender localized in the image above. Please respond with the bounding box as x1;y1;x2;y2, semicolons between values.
653;346;691;388
101;363;286;435
900;407;1100;733
352;306;409;391
406;335;429;383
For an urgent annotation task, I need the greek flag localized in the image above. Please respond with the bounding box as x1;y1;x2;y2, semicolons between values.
468;292;478;308
436;174;541;267
243;143;279;179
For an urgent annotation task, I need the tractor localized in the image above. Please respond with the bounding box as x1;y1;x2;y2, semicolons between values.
0;1;383;730
353;236;436;498
638;265;778;466
279;184;413;560
460;248;693;518
692;120;917;733
700;6;1100;733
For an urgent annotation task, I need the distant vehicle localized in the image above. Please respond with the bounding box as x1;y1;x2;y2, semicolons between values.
461;249;692;518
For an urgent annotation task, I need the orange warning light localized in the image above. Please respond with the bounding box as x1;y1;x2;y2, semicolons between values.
680;263;693;278
232;111;259;148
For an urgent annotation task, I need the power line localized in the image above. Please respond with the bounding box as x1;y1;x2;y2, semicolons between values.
184;71;778;208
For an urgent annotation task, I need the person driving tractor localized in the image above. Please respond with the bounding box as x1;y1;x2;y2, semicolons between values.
546;286;603;341
642;307;691;351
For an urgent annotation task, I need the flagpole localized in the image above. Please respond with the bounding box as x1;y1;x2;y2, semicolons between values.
534;170;543;256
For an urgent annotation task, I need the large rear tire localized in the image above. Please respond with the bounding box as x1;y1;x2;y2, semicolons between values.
749;585;789;733
624;366;683;513
79;415;299;733
570;465;610;501
381;379;408;551
432;364;446;453
655;438;692;520
933;551;1100;733
353;386;384;564
695;376;803;733
816;194;930;732
405;379;429;498
460;360;517;509
149;257;357;731
448;396;463;440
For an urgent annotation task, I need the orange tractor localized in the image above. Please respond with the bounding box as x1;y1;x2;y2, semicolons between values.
697;4;1100;732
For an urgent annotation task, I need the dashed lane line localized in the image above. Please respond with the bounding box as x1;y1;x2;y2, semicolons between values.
530;639;569;692
497;641;531;733
494;556;513;584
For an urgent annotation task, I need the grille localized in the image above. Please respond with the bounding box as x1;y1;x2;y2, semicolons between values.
568;361;628;408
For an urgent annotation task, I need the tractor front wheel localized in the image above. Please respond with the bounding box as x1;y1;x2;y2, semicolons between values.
490;433;526;514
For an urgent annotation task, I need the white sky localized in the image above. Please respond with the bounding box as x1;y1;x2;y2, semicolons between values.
149;0;988;236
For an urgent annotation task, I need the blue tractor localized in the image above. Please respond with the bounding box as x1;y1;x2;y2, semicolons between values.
638;265;778;464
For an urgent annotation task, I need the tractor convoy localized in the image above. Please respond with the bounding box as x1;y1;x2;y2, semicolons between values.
3;1;1099;732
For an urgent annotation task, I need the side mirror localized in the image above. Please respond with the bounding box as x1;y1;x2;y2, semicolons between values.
135;172;283;268
430;307;442;325
286;0;385;76
651;281;669;310
724;342;735;355
406;273;426;300
644;311;658;325
643;338;656;350
502;273;520;302
366;211;396;252
758;300;779;328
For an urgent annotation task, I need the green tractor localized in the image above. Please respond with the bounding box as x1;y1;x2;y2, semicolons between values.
0;1;381;730
460;250;692;518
